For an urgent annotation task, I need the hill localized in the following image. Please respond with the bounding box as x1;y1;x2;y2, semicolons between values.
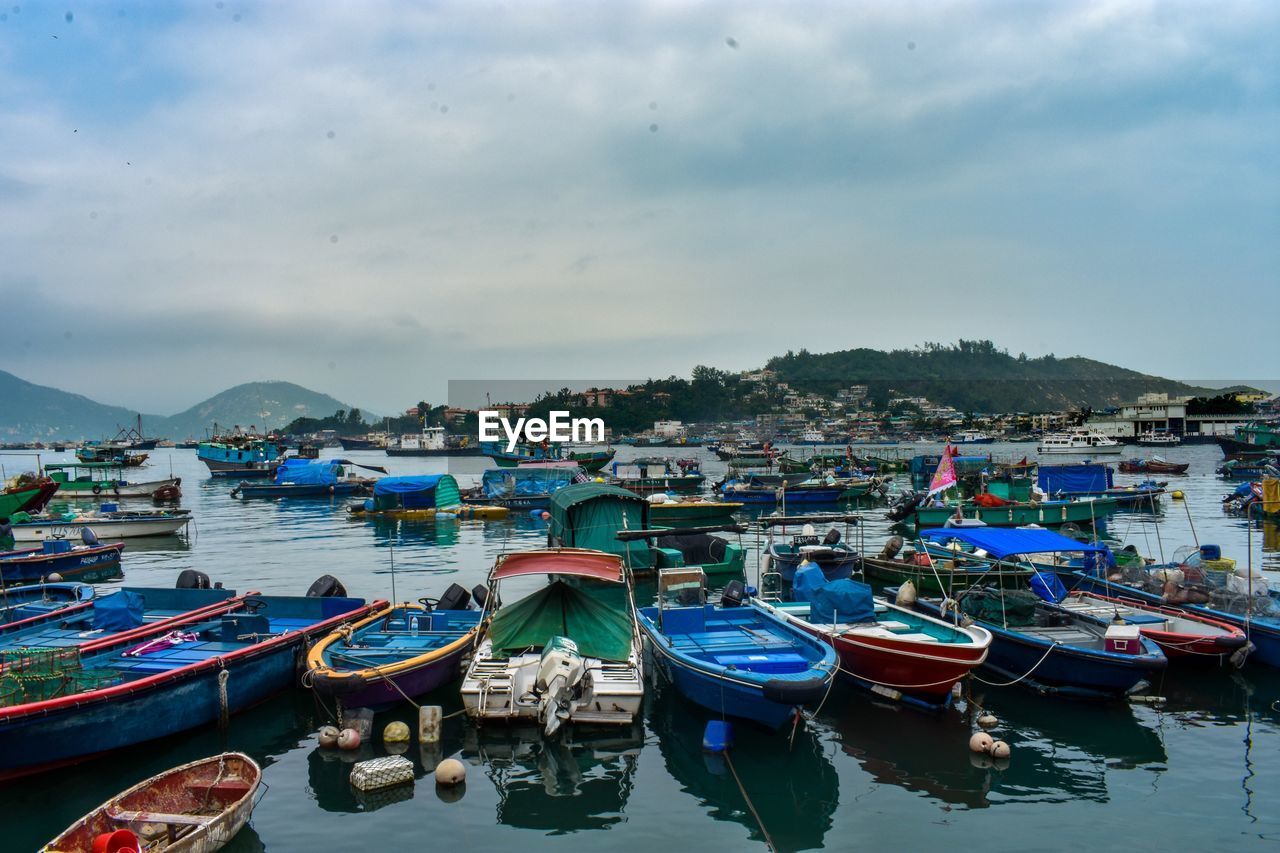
0;370;160;442
0;372;372;442
765;341;1234;412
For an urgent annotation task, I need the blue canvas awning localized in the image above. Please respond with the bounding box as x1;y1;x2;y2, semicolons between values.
1037;463;1113;495
920;527;1104;558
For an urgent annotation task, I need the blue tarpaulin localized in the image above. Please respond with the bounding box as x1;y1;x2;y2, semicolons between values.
809;579;876;624
372;475;460;509
481;467;577;499
921;527;1105;559
275;460;342;486
792;561;827;602
93;590;145;632
1037;463;1113;496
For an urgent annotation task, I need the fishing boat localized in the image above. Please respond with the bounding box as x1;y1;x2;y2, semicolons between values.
9;508;192;542
903;496;1119;528
1037;463;1164;508
0;538;125;585
389;426;481;456
45;463;181;500
567;449;615;473
481;438;563;467
625;524;748;577
0;585;379;778
43;752;259;853
1137;431;1181;447
608;458;705;495
348;474;508;520
1217;457;1279;480
0;584;242;655
860;535;1035;596
1037;430;1124;455
197;429;284;477
905;527;1167;699
3;474;60;515
751;576;992;710
75;443;149;467
1052;589;1248;664
307;583;484;708
762;515;863;584
1118;458;1189;475
720;477;845;504
231;458;382;499
460;549;644;734
1215;421;1280;456
0;582;96;625
0;484;54;519
637;568;837;728
646;495;742;527
547;483;655;572
464;467;584;511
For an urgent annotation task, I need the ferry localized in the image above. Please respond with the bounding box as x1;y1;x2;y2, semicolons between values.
951;430;994;444
1037;429;1123;455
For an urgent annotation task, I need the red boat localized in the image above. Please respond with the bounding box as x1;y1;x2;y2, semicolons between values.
4;475;59;514
1055;590;1248;663
752;591;992;709
1118;459;1189;475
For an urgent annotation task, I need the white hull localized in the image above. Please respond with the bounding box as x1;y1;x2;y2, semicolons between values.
460;638;644;727
1037;444;1125;455
13;516;191;541
58;478;180;499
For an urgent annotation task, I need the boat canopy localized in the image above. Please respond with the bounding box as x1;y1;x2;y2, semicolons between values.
371;474;461;509
548;483;652;569
274;459;344;486
486;579;633;662
1037;463;1113;495
809;579;876;624
493;549;625;582
481;467;578;499
44;462;122;471
920;527;1105;559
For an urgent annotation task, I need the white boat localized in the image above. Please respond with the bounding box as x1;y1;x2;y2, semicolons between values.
1137;432;1181;447
951;430;994;444
461;549;644;734
11;509;192;542
1037;430;1124;455
796;429;827;445
386;426;448;456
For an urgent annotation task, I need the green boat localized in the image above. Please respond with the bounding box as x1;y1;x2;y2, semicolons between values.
647;499;742;527
861;541;1033;597
0;486;46;519
908;497;1118;528
44;462;181;499
569;449;616;473
607;459;705;495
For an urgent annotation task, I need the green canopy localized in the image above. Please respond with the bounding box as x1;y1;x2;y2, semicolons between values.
487;580;634;662
548;483;652;569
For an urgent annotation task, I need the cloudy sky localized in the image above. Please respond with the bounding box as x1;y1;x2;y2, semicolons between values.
2;0;1276;414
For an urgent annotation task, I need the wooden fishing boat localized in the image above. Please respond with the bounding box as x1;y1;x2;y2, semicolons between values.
653;531;746;576
45;463;180;500
568;449;615;473
43;752;260;852
1118;458;1189;475
231;458;382;499
1053;589;1248;663
547;484;656;572
3;475;59;514
0;582;96;625
197;431;283;475
307;584;484;708
752;579;992;710
906;497;1118;528
0;485;49;519
721;479;845;504
10;509;192;542
608;459;705;495
762;515;863;584
860;536;1033;597
76;443;150;467
461;550;644;734
348;474;508;520
463;467;582;511
0;587;379;778
0;539;125;585
646;496;742;526
637;568;837;728
482;439;564;467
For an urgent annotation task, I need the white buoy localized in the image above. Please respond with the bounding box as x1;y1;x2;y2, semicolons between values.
977;713;998;729
969;732;994;754
896;580;917;606
435;757;466;786
338;728;362;750
420;705;442;743
318;725;340;748
990;740;1011;759
383;721;411;745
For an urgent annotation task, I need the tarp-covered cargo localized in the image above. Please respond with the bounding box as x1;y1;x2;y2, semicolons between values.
481;467;579;499
548;483;651;569
1037;463;1113;496
274;459;344;486
486;580;633;662
371;475;461;510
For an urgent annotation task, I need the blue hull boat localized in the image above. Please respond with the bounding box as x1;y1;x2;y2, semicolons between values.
1068;572;1280;668
0;541;125;585
637;571;836;728
0;592;378;779
721;485;846;504
232;482;362;499
909;592;1166;699
0;582;96;625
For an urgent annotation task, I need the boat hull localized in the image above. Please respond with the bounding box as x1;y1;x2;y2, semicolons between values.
911;499;1117;528
0;542;125;584
11;516;190;541
234;482;362;499
648;502;741;526
55;477;180;499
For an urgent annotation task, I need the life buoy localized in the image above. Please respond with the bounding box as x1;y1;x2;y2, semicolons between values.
91;484;102;494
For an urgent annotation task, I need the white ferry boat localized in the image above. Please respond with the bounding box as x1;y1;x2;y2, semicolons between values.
1037;429;1124;455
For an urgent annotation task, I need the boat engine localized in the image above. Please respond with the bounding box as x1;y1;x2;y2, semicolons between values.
536;636;586;736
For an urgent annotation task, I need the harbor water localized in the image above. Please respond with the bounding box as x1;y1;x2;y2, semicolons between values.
2;444;1279;850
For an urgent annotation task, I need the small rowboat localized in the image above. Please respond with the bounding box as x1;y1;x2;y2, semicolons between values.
307;586;484;708
10;510;192;542
1053;590;1249;663
0;540;124;585
43;752;260;852
1118;458;1189;475
0;582;96;625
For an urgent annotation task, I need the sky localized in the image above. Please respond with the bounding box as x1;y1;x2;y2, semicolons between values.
1;0;1277;416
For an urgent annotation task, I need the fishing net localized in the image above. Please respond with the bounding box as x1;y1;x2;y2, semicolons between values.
957;588;1040;628
0;647;123;708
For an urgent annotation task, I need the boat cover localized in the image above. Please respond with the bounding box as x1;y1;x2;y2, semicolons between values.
921;527;1105;559
371;475;461;509
548;483;651;569
481;467;577;499
487;580;633;662
93;590;145;631
792;561;827;602
275;460;342;486
809;579;875;624
1037;463;1113;495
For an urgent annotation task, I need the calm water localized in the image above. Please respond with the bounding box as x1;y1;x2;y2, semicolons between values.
3;443;1279;851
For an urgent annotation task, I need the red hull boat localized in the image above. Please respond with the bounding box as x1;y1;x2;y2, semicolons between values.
1056;591;1248;663
1118;459;1189;475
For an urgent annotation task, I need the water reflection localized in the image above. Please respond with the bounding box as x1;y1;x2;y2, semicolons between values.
462;723;642;832
649;685;839;851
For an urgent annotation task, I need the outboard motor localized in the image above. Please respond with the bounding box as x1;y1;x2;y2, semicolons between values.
81;527;100;547
720;579;746;608
471;584;489;608
536;636;586;736
306;574;348;598
436;583;471;611
176;569;211;590
822;528;842;546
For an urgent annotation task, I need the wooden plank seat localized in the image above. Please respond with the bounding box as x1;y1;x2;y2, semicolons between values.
108;809;214;826
185;779;253;798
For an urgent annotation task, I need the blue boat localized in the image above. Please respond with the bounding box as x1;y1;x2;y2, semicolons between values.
465;466;583;510
0;590;379;779
0;582;96;626
0;539;125;585
637;568;837;728
907;527;1167;699
198;432;283;478
231;458;383;499
720;478;846;504
1038;463;1165;508
0;586;241;654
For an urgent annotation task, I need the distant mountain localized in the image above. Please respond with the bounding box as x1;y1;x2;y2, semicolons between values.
765;341;1248;413
0;372;373;441
156;381;370;440
0;370;161;442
